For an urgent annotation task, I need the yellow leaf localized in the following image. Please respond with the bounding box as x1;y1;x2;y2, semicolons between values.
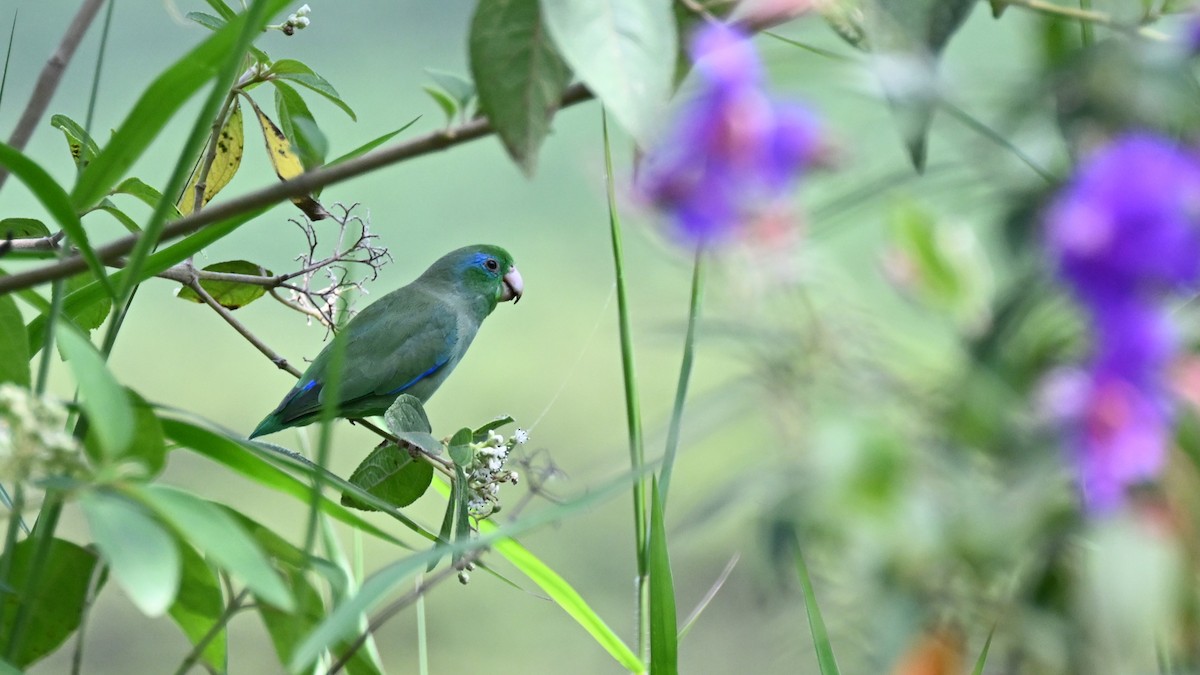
246;96;329;220
178;99;245;216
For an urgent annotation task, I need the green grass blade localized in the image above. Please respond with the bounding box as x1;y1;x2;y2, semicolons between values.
159;417;406;547
658;249;703;509
0;11;16;109
492;533;644;672
0;142;113;297
291;463;652;671
971;626;995;675
792;536;840;675
648;480;677;675
602;107;649;659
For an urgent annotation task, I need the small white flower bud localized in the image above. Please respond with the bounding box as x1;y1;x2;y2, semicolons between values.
296;4;311;16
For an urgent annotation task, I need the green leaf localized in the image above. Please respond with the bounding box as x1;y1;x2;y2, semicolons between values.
971;625;995;675
0;142;114;297
124;390;167;474
648;480;677;675
857;0;976;170
342;446;434;511
203;0;236;20
0;294;30;388
492;532;643;671
273;80;327;169
793;534;841;674
129;484;295;611
429;478;458;572
422;86;458;124
448;428;473;468
473;416;514;443
260;564;325;671
292;465;645;670
169;542;227;673
112;177;170;210
91;199;141;234
384;394;431;434
50;114;99;171
470;0;571;174
0;218;49;239
540;0;675;145
80;490;181;616
425;69;475;110
27;206;269;355
452;465;472;568
325;118;420;168
267;59;356;120
186;11;226;31
160;418;406;545
55;323;133;457
175;259;272;310
64;272;111;332
0;537;102;668
71;0;293;210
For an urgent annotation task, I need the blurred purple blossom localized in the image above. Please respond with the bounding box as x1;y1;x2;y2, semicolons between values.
637;23;823;246
1046;132;1200;512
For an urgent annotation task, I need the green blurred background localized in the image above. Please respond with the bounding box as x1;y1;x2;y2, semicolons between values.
0;1;1063;672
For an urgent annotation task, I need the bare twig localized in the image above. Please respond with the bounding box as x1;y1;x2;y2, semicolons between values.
0;83;594;295
184;272;453;475
284;204;391;329
0;0;107;192
185;276;300;376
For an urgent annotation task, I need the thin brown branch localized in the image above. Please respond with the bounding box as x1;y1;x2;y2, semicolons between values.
0;83;594;295
187;272;453;474
185;276;301;376
0;0;107;192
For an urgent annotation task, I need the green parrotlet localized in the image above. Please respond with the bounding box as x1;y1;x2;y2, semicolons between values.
250;244;523;438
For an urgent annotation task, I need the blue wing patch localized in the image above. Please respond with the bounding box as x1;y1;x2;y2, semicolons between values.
387;358;448;395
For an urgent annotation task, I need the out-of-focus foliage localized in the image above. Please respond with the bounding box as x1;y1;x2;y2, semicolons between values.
3;0;1200;673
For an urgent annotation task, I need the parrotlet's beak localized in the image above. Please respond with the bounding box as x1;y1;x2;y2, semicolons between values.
501;267;524;304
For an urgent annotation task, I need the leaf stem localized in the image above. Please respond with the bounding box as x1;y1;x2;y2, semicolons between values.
990;0;1166;39
601;108;649;661
4;495;62;660
173;587;250;675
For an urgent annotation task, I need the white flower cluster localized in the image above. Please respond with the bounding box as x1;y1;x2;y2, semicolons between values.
279;4;311;35
0;384;82;483
464;428;527;519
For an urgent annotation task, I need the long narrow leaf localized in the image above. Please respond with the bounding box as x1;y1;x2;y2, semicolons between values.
648;480;677;675
160;418;405;546
493;534;643;672
291;463;652;670
71;0;291;210
127;484;294;611
26;206;269;353
793;537;840;675
0;143;113;297
55;323;133;456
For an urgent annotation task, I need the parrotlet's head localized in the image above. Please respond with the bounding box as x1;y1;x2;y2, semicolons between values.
421;244;524;310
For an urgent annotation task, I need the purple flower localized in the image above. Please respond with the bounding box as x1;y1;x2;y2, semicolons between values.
638;24;822;246
1046;132;1200;512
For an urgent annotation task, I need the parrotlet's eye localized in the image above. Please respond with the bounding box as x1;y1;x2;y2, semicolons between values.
485;258;499;271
